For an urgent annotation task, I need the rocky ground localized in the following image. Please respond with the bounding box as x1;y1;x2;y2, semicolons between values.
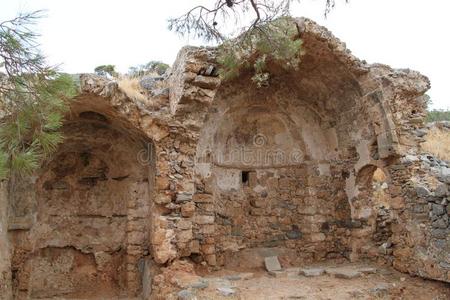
174;262;450;300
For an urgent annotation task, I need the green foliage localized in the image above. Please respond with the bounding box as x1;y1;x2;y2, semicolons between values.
94;64;117;77
427;109;450;122
217;17;304;87
251;55;270;87
216;51;241;81
169;1;342;86
147;61;169;75
0;151;7;179
128;61;170;77
0;12;77;179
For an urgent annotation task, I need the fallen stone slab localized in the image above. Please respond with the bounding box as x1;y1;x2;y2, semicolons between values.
202;278;233;293
325;268;361;279
224;274;241;281
189;280;209;289
224;273;254;281
265;256;282;272
286;268;301;278
299;267;325;277
358;267;377;274
269;270;287;278
217;287;236;296
178;289;197;300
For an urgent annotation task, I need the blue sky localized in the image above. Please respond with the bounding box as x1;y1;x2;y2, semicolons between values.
1;0;449;109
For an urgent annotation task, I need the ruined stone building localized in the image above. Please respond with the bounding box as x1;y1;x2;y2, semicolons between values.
0;18;449;299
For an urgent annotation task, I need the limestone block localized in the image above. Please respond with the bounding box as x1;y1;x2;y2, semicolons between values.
435;183;448;197
181;202;195;217
205;254;217;266
299;268;325;277
266;177;279;189
128;231;145;245
269;270;287;278
177;220;193;230
279;178;293;190
155;193;172;205
416;185;431;197
201;244;215;255
311;233;326;242
248;171;258;187
250;208;264;216
199;225;215;235
178;289;196;300
298;206;316;215
431;204;445;216
192;193;214;203
177;192;193;203
154;251;178;270
144;123;169;142
217;286;235;296
156;177;170;190
192;75;220;89
177;230;193;243
264;256;282;272
153;229;168;244
194;215;215;225
190;240;200;253
326;267;361;279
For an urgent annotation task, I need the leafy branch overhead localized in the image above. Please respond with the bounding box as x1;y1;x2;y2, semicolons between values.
218;17;304;86
0;11;76;179
169;0;339;86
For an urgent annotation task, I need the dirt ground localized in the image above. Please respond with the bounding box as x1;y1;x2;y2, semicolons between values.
31;262;450;299
189;263;450;300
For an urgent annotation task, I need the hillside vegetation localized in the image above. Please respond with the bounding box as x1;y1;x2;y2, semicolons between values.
421;125;450;161
427;109;450;122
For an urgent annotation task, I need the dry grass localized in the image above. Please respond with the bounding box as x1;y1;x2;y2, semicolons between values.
117;77;148;102
421;127;450;161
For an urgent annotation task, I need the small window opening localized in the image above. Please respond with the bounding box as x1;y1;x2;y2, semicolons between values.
241;171;250;186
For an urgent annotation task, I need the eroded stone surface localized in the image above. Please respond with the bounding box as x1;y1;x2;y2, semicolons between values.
265;256;282;272
2;16;449;299
326;268;362;279
300;268;325;277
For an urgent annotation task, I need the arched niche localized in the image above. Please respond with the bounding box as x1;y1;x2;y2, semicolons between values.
197;100;337;169
212;106;306;169
191;31;371;265
352;164;393;260
10;97;155;299
193;79;355;265
355;165;392;211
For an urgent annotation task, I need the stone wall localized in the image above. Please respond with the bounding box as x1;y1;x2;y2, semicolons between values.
7;97;156;298
388;143;450;282
2;16;448;300
191;63;358;266
209;166;352;265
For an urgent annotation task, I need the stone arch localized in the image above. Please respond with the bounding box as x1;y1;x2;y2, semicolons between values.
193;62;362;265
9;96;156;299
351;164;394;260
212;105;307;169
355;164;392;210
